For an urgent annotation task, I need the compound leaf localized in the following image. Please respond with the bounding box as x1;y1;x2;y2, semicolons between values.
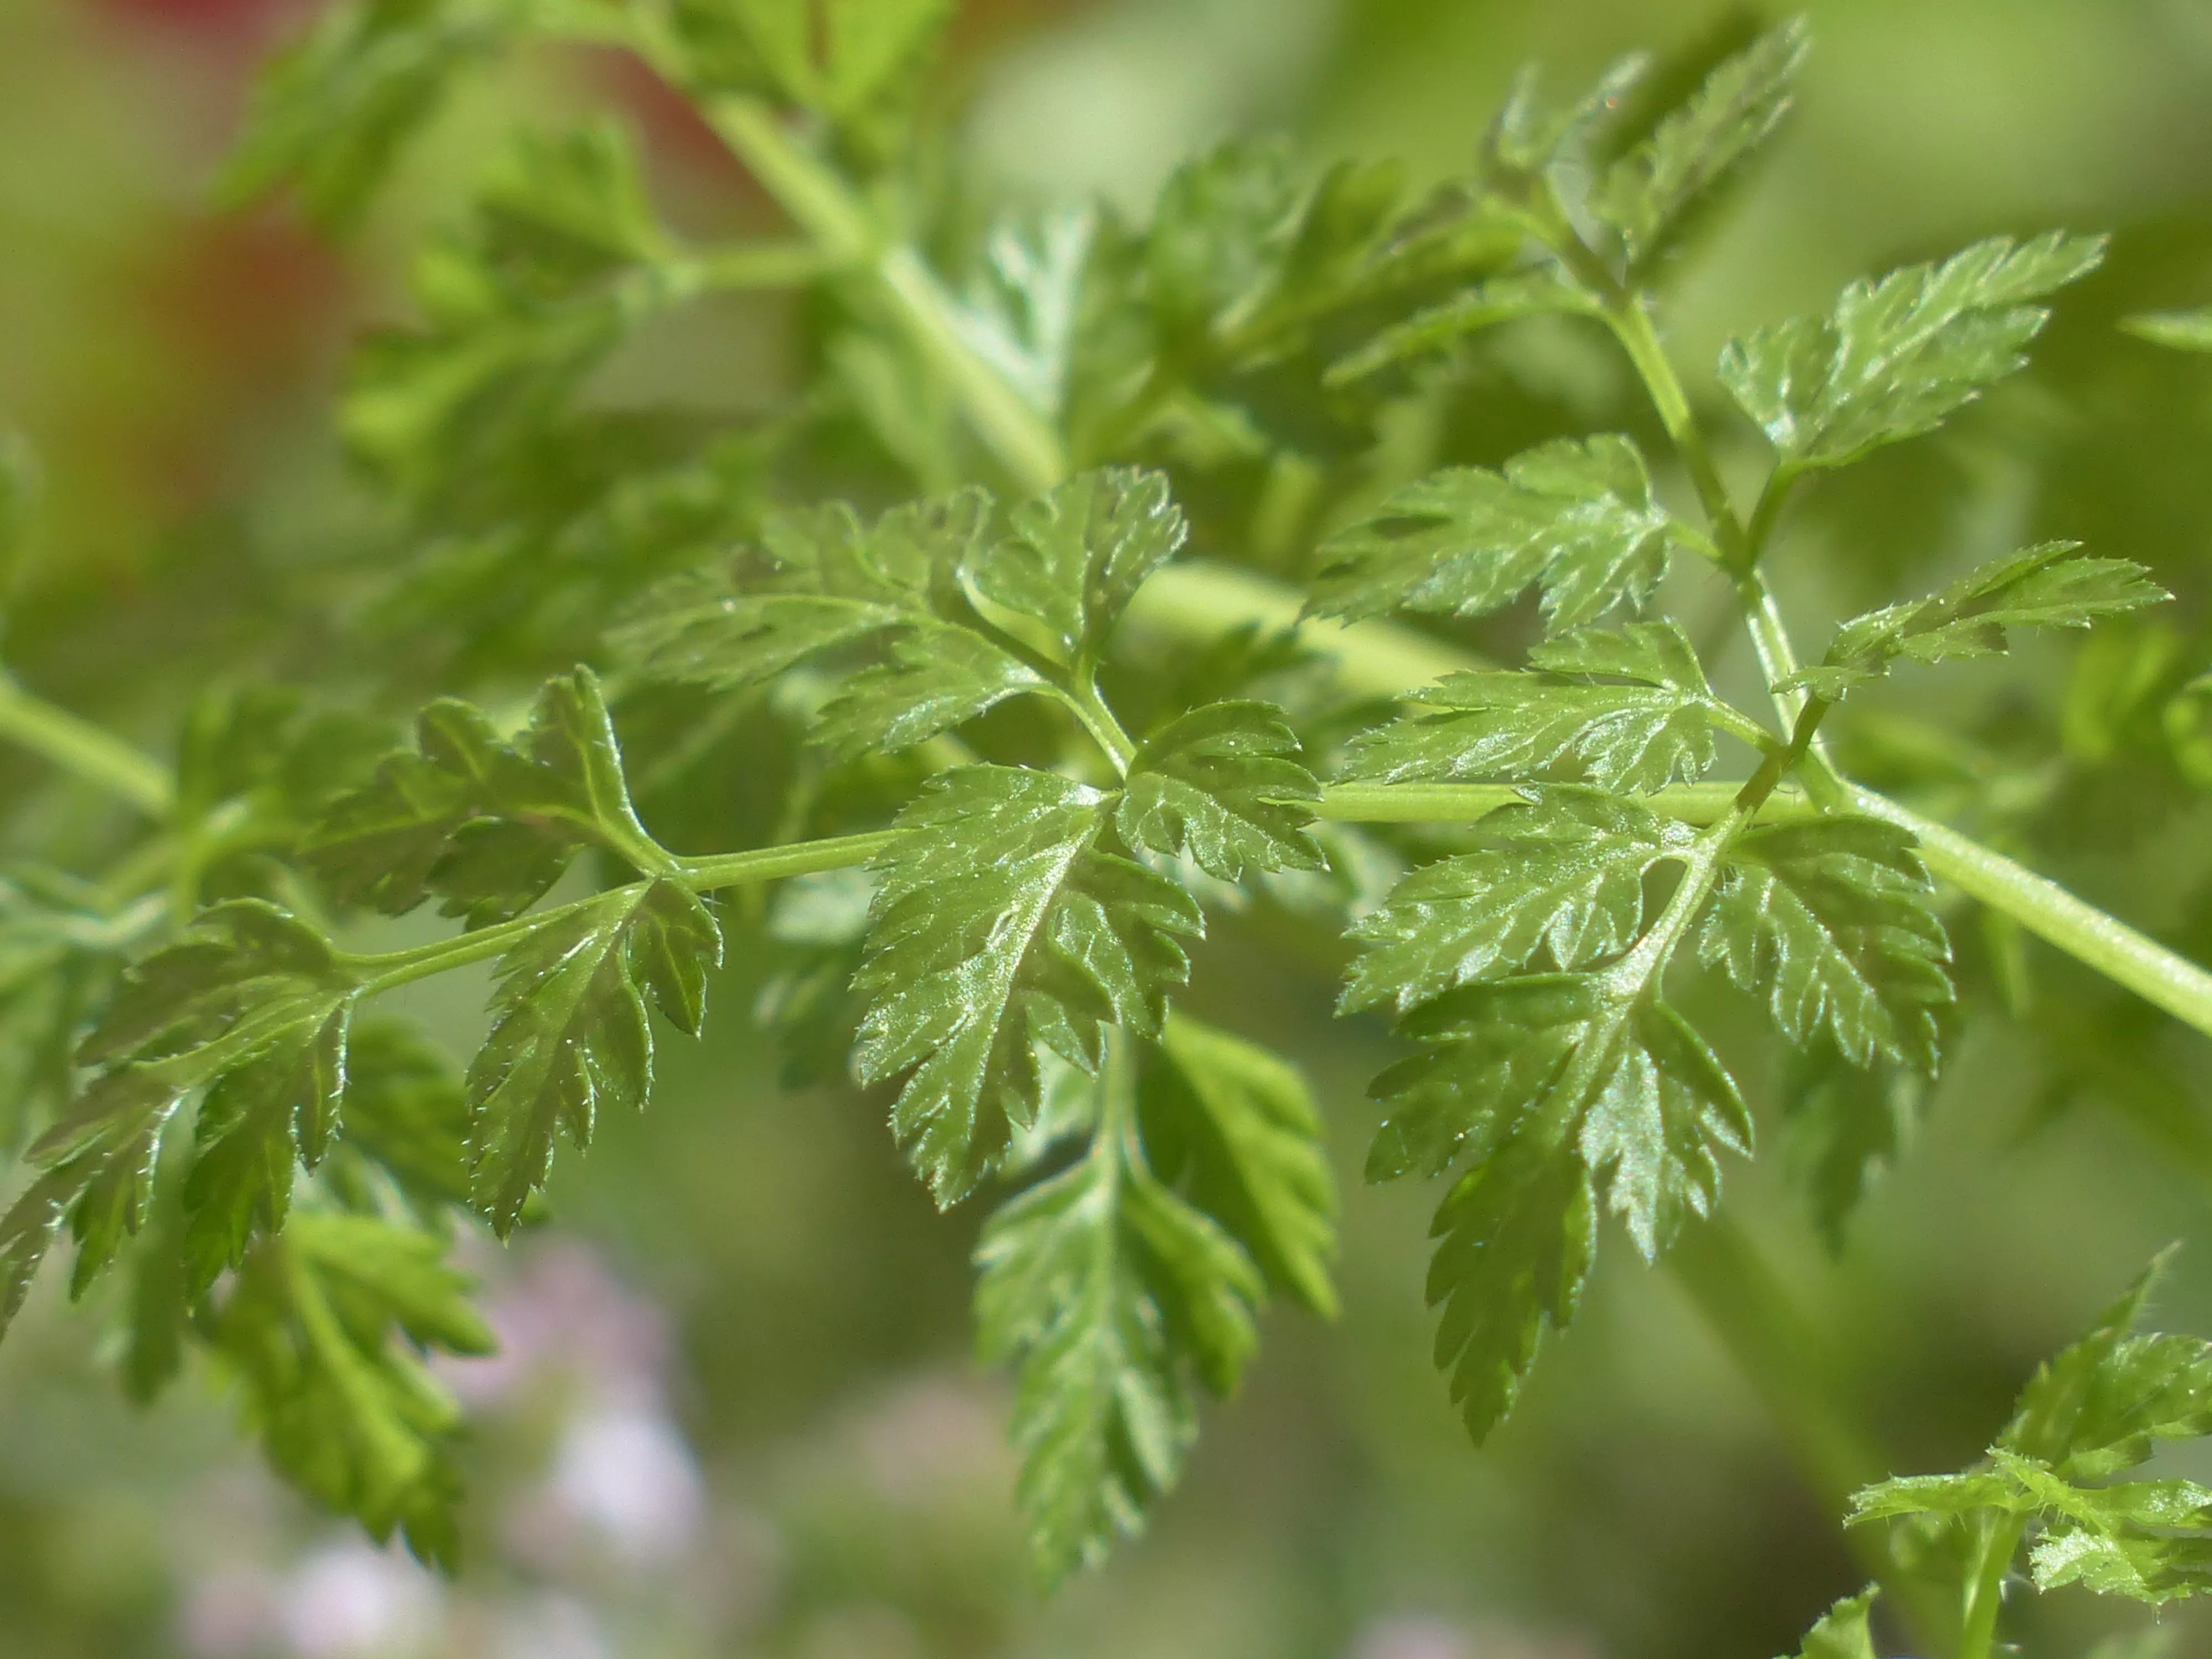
1787;542;2167;701
1309;435;1690;632
1698;816;1954;1072
1343;790;1694;1019
1117;701;1324;882
466;879;722;1233
1719;232;2107;474
213;1212;494;1569
1343;620;1734;794
1591;20;1808;270
855;766;1201;1206
1781;1047;1925;1251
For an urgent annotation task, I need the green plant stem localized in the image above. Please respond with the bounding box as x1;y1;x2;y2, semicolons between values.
1850;786;2212;1040
1315;780;1814;826
1065;678;1139;774
0;676;172;818
676;828;902;891
695;94;1068;495
1957;1514;2026;1659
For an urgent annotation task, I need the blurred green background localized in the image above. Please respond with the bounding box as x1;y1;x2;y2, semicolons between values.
6;1;2212;1655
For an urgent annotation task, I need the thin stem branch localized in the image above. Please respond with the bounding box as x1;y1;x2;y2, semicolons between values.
0;676;173;818
1956;1514;2026;1659
1065;678;1138;775
1315;780;1814;826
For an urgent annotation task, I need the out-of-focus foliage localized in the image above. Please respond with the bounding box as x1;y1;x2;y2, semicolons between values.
6;2;2212;1658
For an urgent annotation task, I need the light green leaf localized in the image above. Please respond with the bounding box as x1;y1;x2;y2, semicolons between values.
1698;816;1954;1072
855;766;1202;1206
1718;231;2107;473
1591;20;1808;270
966;469;1187;669
951;209;1095;419
1782;1589;1879;1659
0;868;136;1149
213;1212;494;1569
1308;435;1691;631
1343;620;1735;794
2123;307;2212;353
2031;1527;2212;1604
976;1050;1263;1582
466;879;722;1233
1483;55;1647;179
1139;1014;1338;1316
1342;790;1694;1018
1117;701;1324;883
1787;542;2168;701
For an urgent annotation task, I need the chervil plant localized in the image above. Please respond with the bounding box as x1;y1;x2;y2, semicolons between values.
6;8;2212;1653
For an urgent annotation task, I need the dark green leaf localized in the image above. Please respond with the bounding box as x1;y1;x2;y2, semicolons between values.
975;1051;1262;1583
1343;620;1734;794
1342;790;1694;1017
1718;232;2107;473
1117;701;1323;882
1139;1014;1338;1316
967;468;1187;669
213;1212;494;1569
1327;269;1603;384
1787;542;2168;701
305;668;667;926
1308;436;1691;631
854;766;1202;1206
1698;816;1954;1072
1780;1046;1925;1251
467;879;722;1233
1425;1130;1594;1442
326;1016;473;1217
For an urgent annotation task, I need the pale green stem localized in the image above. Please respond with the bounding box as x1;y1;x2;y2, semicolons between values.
1063;677;1138;775
1316;780;1813;826
1957;1514;2026;1659
0;676;173;818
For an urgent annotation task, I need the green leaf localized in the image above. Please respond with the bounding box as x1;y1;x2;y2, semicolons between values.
674;0;951;151
325;1016;473;1218
2031;1527;2212;1604
1787;542;2168;701
342;123;685;500
180;1005;352;1297
1782;1589;1879;1659
1780;1046;1925;1251
854;766;1202;1205
1482;55;1647;180
966;468;1187;669
1139;1014;1338;1316
1142;142;1300;357
1327;269;1603;384
0;1073;183;1334
1342;790;1695;1018
1308;436;1692;632
1590;20;1808;270
1117;701;1324;882
212;1212;494;1569
2122;307;2212;353
1424;1130;1594;1442
1342;621;1735;794
467;879;722;1233
950;209;1095;419
305;667;667;927
1377;973;1750;1251
617;489;1048;757
975;1050;1263;1583
1698;816;1954;1073
218;0;569;226
0;869;135;1149
1718;231;2107;474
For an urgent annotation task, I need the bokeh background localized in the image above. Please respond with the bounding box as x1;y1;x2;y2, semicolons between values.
7;1;2212;1656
